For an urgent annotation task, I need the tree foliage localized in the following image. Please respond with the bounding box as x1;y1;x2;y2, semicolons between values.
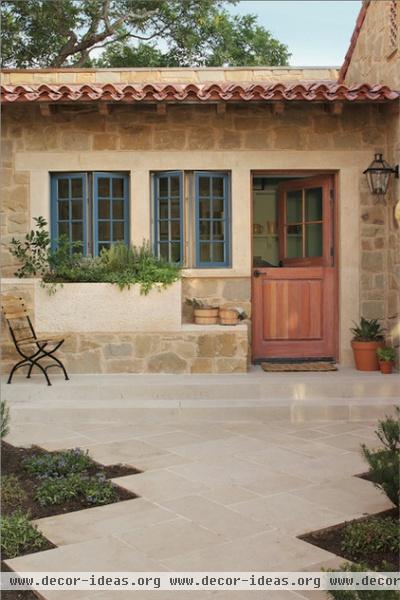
1;0;290;68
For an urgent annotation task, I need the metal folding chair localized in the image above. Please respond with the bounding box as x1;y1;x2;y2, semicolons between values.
1;294;69;386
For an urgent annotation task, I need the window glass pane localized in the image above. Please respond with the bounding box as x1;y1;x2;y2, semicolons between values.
171;243;181;263
171;221;180;241
170;199;180;219
71;178;83;198
305;188;322;221
71;200;83;220
212;198;224;219
199;177;210;197
98;199;110;219
98;221;110;241
99;243;110;253
159;199;168;219
213;243;224;262
286;190;302;223
159;243;169;260
58;200;69;220
212;177;224;198
199;199;211;218
199;221;211;240
58;222;69;238
170;176;180;197
112;178;124;198
306;223;323;257
159;221;169;240
98;177;110;197
71;222;83;243
112;200;124;220
113;222;125;242
213;221;224;240
200;243;211;263
58;179;69;199
286;224;303;258
159;177;168;197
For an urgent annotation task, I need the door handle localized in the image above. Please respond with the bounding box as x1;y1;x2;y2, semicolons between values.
253;270;262;277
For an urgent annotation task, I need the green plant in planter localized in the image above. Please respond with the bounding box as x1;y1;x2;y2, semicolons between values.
185;297;217;309
9;216;50;278
1;510;47;559
342;517;399;559
377;347;396;362
327;563;399;599
361;408;399;507
351;317;385;341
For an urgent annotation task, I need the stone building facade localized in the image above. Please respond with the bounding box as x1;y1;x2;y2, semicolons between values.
1;1;399;374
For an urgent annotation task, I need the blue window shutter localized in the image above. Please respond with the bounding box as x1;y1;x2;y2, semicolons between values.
194;171;230;267
93;172;129;256
153;171;183;264
50;173;87;254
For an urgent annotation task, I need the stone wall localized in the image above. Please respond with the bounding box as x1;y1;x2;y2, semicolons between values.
344;0;400;351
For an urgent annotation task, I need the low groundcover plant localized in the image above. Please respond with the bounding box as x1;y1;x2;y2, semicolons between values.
1;510;47;559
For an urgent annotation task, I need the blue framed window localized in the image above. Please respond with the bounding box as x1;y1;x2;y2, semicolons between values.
51;173;87;253
51;172;129;256
195;171;230;267
93;172;129;255
153;171;183;263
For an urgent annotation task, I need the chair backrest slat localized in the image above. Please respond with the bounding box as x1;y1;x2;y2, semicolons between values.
1;295;34;344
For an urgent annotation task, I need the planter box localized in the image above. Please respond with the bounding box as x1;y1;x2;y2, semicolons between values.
34;280;182;332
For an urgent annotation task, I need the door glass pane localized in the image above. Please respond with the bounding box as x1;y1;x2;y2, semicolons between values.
159;200;168;219
98;199;110;219
200;243;211;262
112;178;124;198
286;190;302;223
58;222;69;238
71;222;83;243
305;188;322;221
159;243;169;260
306;223;323;257
213;221;224;240
58;200;69;220
98;221;110;241
212;177;224;198
212;198;224;219
71;200;83;220
170;199;180;219
58;179;69;199
159;221;169;240
71;178;83;198
113;222;125;242
159;177;168;197
286;224;302;258
199;199;210;218
112;200;124;219
213;243;224;262
171;243;181;263
170;176;180;197
199;177;210;197
98;178;110;197
171;221;180;241
199;221;211;240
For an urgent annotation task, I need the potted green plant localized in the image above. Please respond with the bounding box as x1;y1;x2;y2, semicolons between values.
350;317;385;371
185;298;219;325
377;346;396;375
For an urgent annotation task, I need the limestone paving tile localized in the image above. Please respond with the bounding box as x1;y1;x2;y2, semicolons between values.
166;421;233;441
74;422;179;444
6;536;166;573
170;435;273;462
81;439;168;466
129;450;194;472
33;499;175;546
199;483;260;506
5;423;78;447
229;493;344;535
136;430;205;449
314;432;379;452
112;469;210;502
118;517;224;560
160;530;336;571
159;495;270;541
291;476;392;516
168;456;274;487
239;471;312;497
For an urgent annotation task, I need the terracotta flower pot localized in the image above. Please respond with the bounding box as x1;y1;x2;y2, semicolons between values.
351;340;384;371
193;307;219;325
379;360;394;375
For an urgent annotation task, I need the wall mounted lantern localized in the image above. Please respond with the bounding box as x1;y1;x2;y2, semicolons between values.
363;153;399;196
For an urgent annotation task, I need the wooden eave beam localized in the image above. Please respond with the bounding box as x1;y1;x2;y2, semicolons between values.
156;104;167;115
325;102;344;115
98;103;111;115
216;103;226;115
39;103;53;117
271;102;285;115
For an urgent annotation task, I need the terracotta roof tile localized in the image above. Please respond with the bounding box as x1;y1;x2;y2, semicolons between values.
1;81;398;104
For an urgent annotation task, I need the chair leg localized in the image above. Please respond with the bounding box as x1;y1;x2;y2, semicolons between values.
46;353;69;381
7;359;29;384
33;361;52;386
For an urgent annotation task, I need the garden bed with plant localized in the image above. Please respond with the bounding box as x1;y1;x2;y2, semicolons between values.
299;408;400;599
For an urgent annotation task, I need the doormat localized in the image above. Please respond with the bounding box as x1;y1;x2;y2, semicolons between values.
261;361;337;372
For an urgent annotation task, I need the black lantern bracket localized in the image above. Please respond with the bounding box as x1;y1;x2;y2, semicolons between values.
363;153;399;196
